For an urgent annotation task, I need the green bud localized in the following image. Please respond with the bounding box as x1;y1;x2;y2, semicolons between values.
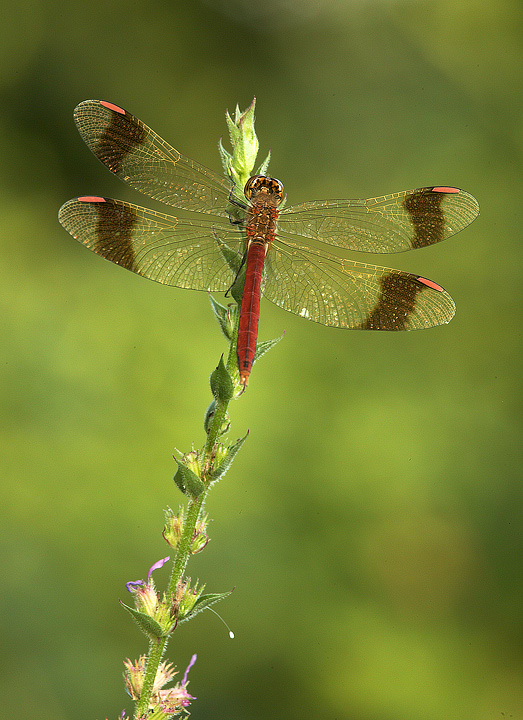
204;399;216;433
219;98;259;198
204;400;231;436
210;355;234;403
183;450;201;476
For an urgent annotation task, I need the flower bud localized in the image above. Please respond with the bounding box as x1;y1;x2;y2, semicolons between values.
123;655;196;715
163;506;185;549
122;558;178;637
183;450;201;477
219;99;259;200
174;578;204;622
123;656;147;700
190;512;209;554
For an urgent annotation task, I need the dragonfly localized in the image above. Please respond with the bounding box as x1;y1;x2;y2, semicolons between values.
59;100;479;386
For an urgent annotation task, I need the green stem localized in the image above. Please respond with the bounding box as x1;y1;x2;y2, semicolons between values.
135;303;240;718
203;303;239;459
169;494;206;596
136;638;166;718
135;494;206;717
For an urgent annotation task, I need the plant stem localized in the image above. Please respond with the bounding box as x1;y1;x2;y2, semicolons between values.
204;305;240;459
136;638;167;717
135;303;240;718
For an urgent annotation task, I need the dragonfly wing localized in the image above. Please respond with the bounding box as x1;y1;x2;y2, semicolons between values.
59;197;242;291
279;186;479;253
73;100;237;216
264;236;455;330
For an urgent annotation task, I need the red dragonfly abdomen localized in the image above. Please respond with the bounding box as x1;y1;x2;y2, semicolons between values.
237;175;285;386
237;241;266;386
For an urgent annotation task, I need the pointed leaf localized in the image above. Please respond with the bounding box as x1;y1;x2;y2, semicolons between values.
211;431;249;480
216;236;244;277
119;601;168;639
219;138;233;178
178;590;233;624
257;150;271;176
229;264;246;306
174;460;205;499
209;294;234;341
253;333;284;364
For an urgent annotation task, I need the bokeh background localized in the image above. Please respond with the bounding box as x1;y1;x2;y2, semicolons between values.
1;1;522;718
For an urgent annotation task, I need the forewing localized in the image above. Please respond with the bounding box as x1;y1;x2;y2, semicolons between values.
279;186;479;252
264;236;455;330
58;197;242;291
73;100;236;216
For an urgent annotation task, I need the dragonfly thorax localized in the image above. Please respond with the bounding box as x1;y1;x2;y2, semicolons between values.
244;175;284;206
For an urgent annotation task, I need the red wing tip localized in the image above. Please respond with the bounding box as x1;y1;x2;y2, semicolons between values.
417;276;445;292
100;100;126;114
77;195;106;203
431;186;460;194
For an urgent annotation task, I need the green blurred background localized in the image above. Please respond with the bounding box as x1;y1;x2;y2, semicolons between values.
1;0;522;718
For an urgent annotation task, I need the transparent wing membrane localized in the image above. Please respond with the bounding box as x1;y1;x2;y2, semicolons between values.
59;100;479;336
74;100;236;216
59;198;241;291
264;237;455;330
279;188;479;253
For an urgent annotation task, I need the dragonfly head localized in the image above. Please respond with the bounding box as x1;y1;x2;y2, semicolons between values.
244;175;284;206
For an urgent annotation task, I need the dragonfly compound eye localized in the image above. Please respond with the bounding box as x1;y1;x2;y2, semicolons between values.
244;175;285;203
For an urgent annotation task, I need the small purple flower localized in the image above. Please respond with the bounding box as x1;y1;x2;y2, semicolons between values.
125;579;143;593
124;654;197;714
147;556;170;584
182;653;197;686
157;653;197;709
125;557;171;619
125;557;170;594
